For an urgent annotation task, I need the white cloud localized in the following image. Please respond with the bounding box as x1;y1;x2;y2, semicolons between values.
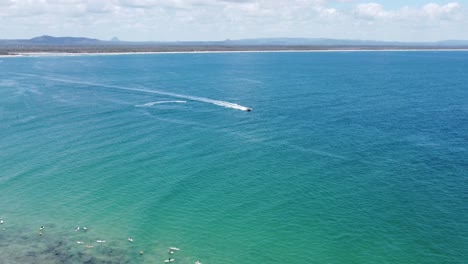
0;1;466;41
423;2;461;19
354;3;389;20
353;2;463;21
319;7;338;17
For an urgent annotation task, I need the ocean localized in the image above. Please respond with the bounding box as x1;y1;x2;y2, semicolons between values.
0;51;467;264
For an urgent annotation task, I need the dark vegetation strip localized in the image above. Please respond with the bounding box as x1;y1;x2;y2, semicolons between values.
2;44;468;55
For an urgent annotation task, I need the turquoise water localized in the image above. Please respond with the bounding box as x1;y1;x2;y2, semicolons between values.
0;51;467;263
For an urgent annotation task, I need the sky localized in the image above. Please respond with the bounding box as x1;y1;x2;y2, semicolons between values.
0;0;467;42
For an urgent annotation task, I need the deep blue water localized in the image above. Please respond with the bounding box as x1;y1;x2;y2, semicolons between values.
0;51;467;263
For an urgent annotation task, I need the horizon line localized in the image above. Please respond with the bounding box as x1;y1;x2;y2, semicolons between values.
1;35;468;43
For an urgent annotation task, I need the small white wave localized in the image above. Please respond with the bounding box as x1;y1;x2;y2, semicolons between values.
0;79;18;87
16;116;37;124
135;100;187;107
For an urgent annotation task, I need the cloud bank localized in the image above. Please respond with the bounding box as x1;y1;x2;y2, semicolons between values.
0;1;466;41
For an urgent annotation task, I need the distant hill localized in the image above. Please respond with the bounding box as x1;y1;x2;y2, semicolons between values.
223;38;384;46
435;40;468;46
27;35;101;45
221;38;468;47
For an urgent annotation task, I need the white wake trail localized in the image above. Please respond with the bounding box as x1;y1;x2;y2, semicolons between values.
17;73;253;112
136;100;187;107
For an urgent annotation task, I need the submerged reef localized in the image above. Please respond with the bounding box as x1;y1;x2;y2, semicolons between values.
0;226;133;264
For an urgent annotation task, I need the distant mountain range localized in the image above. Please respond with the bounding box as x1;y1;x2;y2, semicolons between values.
0;35;101;45
226;38;468;47
1;35;468;47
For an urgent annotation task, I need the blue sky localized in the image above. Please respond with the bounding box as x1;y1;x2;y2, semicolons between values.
0;0;467;42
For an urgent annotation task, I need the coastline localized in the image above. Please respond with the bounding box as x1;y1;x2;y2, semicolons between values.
2;48;468;58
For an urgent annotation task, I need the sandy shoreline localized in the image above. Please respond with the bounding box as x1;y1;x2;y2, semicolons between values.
1;48;468;58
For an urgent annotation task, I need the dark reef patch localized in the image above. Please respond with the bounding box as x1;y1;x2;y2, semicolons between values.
0;227;133;264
